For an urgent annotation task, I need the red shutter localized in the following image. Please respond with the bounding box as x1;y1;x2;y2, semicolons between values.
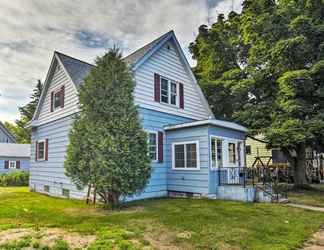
179;83;184;109
35;141;38;161
45;139;49;161
60;85;65;108
4;160;9;169
158;131;163;163
154;73;160;102
50;91;54;112
16;161;20;169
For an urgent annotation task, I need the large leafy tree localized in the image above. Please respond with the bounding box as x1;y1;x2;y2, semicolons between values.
5;80;43;143
65;48;151;207
190;0;324;186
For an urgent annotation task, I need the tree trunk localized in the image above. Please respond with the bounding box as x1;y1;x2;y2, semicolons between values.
107;191;120;208
294;143;307;188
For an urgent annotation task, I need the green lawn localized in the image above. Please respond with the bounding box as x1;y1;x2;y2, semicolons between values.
288;184;324;208
1;187;324;250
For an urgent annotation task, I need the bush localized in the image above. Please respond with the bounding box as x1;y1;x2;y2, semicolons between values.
0;171;29;186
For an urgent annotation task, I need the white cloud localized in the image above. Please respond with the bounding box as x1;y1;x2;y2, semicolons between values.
0;0;243;123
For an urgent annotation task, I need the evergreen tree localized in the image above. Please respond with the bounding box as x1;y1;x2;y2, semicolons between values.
65;48;151;206
5;80;43;143
190;0;324;187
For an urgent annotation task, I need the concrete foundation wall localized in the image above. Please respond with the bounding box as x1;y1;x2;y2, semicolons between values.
216;186;256;202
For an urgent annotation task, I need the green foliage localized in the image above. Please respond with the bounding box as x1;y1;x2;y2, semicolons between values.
190;0;324;185
0;236;32;249
2;187;324;250
0;172;29;187
88;228;142;250
52;239;70;250
65;48;151;206
3;80;43;143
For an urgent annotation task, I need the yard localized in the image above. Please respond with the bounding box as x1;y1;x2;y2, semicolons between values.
288;184;324;208
1;187;324;250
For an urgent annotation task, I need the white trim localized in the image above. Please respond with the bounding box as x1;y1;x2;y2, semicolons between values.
37;139;46;161
146;130;158;163
9;161;16;169
210;136;224;170
172;140;200;170
164;119;248;133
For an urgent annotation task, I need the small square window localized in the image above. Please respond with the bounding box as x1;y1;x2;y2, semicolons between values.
9;161;16;169
44;185;50;192
62;188;70;198
173;141;199;169
246;145;251;155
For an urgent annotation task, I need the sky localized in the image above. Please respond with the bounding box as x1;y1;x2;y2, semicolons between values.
0;0;243;123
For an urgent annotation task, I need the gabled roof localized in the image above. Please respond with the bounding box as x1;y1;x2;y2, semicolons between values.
0;143;30;158
123;30;173;66
32;30;215;123
0;122;16;142
164;119;248;133
55;52;93;88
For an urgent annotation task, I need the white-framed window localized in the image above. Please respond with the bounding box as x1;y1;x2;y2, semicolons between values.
160;77;178;106
228;142;236;164
211;137;223;169
172;141;200;170
37;140;45;161
9;161;16;169
53;87;63;110
147;131;158;161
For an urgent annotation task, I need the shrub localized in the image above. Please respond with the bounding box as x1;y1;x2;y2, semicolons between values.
0;171;29;186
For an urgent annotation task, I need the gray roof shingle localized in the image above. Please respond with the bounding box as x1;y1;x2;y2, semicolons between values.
55;30;173;88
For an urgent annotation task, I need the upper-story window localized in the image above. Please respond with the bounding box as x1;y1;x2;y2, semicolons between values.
51;86;65;112
160;77;178;106
53;89;62;110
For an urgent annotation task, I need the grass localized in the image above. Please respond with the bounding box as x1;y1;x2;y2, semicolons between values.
0;187;324;249
288;184;324;208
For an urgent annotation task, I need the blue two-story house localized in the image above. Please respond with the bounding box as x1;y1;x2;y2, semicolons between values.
28;31;255;202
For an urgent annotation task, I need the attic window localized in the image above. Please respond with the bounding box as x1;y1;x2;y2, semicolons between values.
51;86;65;112
166;44;171;50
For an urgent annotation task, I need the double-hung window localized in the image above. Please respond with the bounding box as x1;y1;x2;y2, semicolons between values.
38;140;45;161
172;141;199;170
147;132;157;161
228;142;236;164
53;89;62;110
211;137;223;169
160;77;178;106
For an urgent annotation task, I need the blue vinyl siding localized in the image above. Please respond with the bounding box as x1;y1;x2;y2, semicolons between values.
132;107;193;200
166;126;210;195
0;157;29;174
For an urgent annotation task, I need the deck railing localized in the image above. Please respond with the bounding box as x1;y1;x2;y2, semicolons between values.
218;167;248;187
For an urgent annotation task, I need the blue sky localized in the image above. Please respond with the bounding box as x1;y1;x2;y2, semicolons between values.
0;0;242;123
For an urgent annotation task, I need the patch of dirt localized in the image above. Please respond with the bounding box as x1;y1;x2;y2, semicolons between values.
0;227;96;249
303;227;324;250
63;206;145;216
143;223;193;250
0;228;33;245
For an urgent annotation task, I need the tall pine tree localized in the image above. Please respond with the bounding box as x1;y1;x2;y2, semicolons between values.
65;48;151;206
5;80;42;143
